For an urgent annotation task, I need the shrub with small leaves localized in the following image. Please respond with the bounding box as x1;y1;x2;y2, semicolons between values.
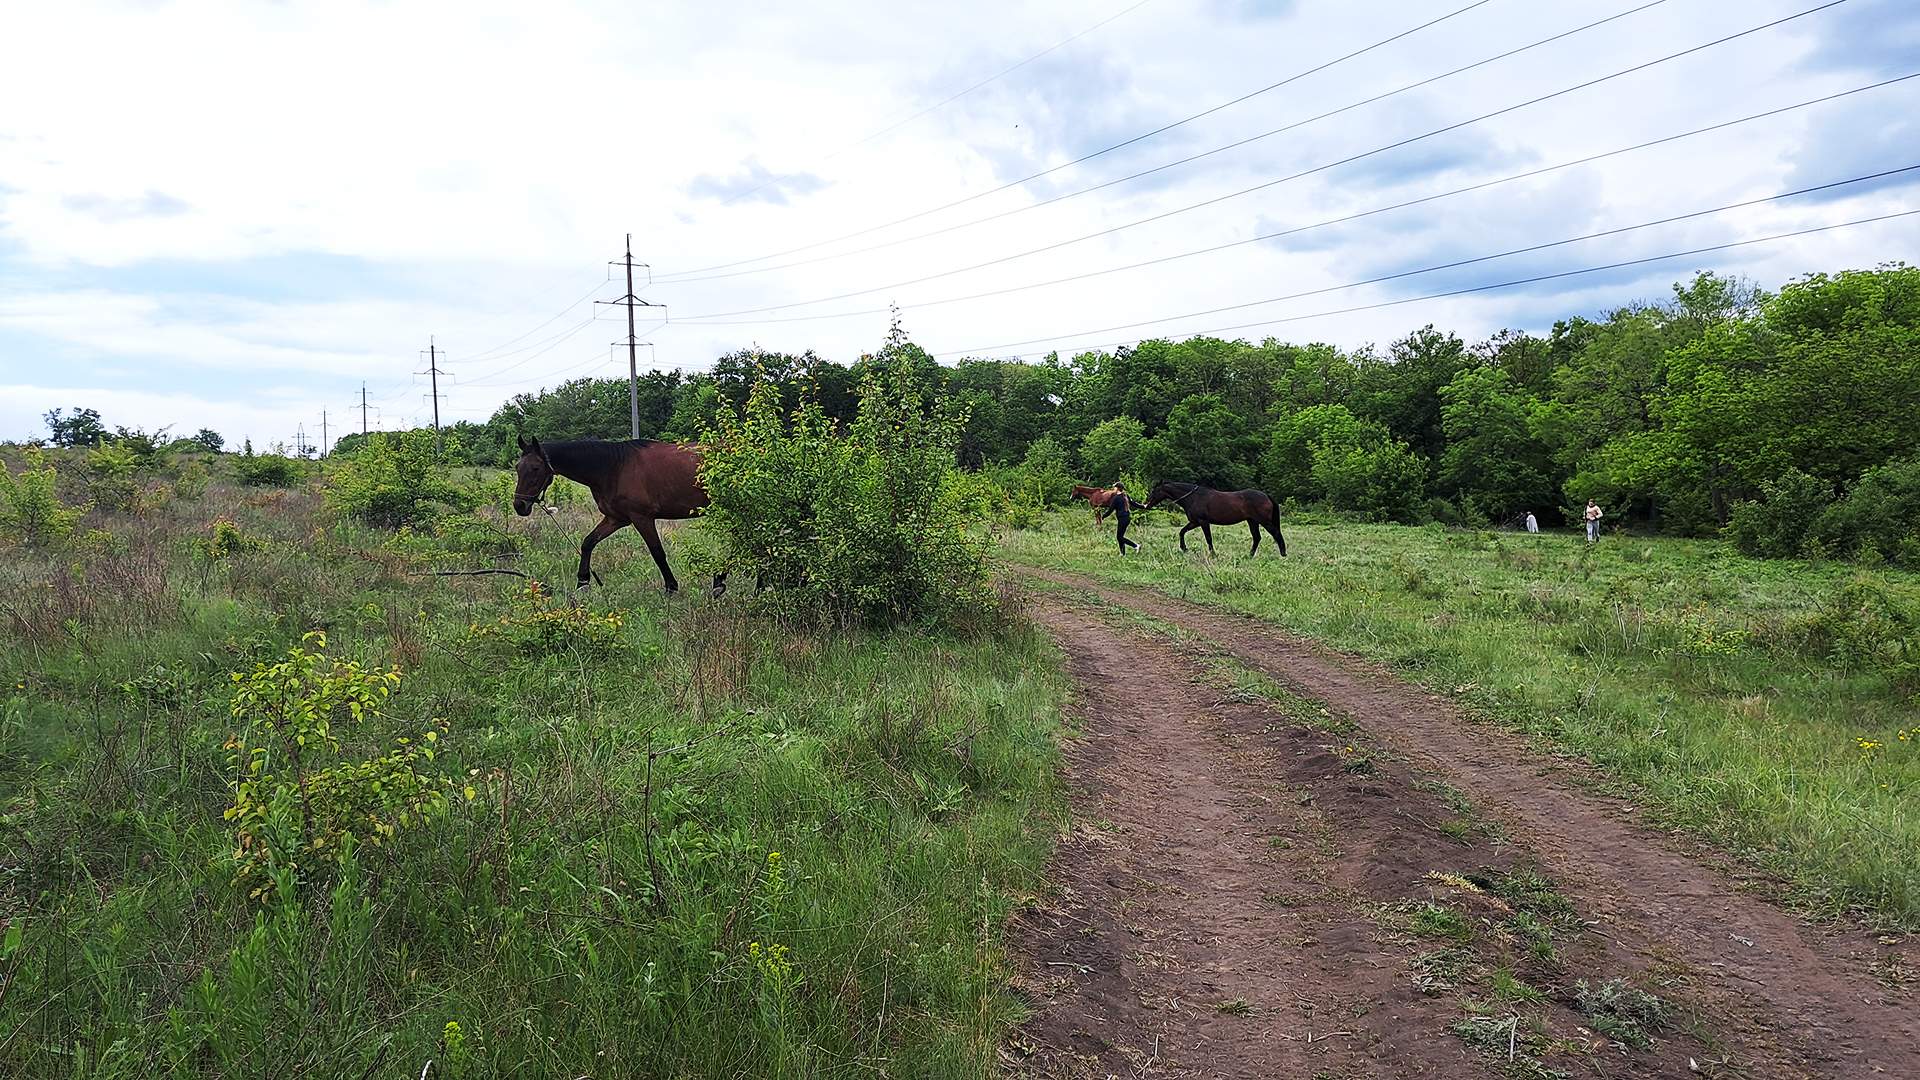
469;602;626;657
223;631;450;901
86;440;142;512
200;518;268;559
0;448;86;546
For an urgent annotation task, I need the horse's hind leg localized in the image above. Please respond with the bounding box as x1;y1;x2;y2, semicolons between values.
577;515;623;588
632;517;680;593
1248;520;1260;557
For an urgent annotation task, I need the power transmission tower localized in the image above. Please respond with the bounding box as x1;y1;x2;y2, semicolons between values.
319;410;328;457
293;424;310;458
418;336;449;455
596;234;666;439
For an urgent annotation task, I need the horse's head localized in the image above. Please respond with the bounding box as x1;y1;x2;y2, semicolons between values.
512;435;554;516
1143;481;1179;509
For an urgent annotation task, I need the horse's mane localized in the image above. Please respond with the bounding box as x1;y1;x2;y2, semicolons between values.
542;438;654;486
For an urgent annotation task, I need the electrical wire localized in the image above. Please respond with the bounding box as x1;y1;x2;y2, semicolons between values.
713;0;1161;207
675;72;1919;327
665;0;1670;287
938;206;1920;356
670;0;1855;322
655;0;1501;279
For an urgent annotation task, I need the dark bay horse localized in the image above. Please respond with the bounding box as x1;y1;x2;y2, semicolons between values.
511;436;722;593
1145;482;1287;557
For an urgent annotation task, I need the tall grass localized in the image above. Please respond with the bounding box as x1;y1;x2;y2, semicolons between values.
1004;512;1920;928
0;455;1066;1078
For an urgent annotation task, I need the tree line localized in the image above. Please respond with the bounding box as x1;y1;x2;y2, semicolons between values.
34;263;1920;561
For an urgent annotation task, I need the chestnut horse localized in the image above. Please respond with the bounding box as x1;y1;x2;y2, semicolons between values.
511;436;723;593
1071;483;1122;523
1144;481;1287;557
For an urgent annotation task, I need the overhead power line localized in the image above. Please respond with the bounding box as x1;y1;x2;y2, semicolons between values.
677;73;1920;328
672;0;1856;323
656;0;1500;280
459;316;599;386
938;205;1920;357
665;0;1671;287
713;0;1161;208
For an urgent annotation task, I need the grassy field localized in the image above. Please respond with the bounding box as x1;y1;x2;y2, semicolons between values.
1004;509;1920;928
0;455;1067;1078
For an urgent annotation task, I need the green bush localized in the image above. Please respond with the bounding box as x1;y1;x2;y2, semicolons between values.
702;344;993;627
1013;435;1076;505
1079;417;1144;483
86;439;141;512
235;442;306;487
1812;455;1920;566
1313;437;1428;523
323;430;475;526
0;448;86;546
224;632;451;902
1727;468;1833;558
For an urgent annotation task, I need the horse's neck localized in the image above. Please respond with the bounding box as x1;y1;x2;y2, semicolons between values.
546;442;627;491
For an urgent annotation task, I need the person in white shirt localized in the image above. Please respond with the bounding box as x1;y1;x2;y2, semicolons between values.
1584;500;1603;543
1525;512;1539;534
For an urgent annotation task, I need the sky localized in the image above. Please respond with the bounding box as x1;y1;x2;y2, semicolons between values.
1;0;1915;449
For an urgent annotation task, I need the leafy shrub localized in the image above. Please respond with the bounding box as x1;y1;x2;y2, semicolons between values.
1015;435;1076;505
0;448;86;546
1788;577;1918;693
1313;437;1428;523
1811;455;1920;567
201;517;268;559
469;599;627;657
86;439;141;512
224;632;451;901
323;429;475;526
1727;468;1833;558
701;338;992;627
1079;416;1144;482
175;458;212;499
235;443;306;487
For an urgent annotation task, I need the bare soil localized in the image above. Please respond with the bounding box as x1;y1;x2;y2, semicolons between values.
1005;570;1917;1079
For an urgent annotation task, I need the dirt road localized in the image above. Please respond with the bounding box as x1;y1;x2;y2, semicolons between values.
1007;570;1917;1079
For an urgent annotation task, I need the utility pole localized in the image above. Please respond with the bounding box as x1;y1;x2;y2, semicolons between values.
596;234;666;439
417;336;448;455
360;383;370;435
319;410;328;457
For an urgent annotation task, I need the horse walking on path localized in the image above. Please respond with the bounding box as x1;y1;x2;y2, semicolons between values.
511;436;723;594
1144;482;1287;557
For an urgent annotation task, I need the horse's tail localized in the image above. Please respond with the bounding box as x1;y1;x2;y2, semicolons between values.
1269;496;1287;556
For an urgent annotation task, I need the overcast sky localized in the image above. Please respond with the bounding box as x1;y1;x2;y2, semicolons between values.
1;0;1915;448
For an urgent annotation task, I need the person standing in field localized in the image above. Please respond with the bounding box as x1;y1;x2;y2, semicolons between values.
1525;511;1539;534
1584;500;1603;543
1110;482;1140;555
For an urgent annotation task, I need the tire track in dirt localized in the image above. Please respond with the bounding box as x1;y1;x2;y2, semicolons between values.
1012;567;1919;1078
1009;597;1721;1079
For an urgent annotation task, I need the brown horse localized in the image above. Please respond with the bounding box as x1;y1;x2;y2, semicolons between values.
1144;481;1287;557
511;435;723;593
1071;483;1122;523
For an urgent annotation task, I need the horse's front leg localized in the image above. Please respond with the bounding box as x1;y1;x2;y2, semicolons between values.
577;515;624;588
632;516;680;593
1200;521;1215;554
1178;521;1196;551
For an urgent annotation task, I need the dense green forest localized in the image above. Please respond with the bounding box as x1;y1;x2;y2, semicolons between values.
50;264;1920;562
